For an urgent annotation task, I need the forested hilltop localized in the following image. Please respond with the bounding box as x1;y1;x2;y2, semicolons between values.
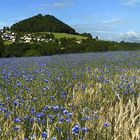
11;14;76;34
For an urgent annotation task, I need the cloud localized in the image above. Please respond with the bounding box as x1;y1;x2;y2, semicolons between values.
72;18;125;35
101;18;125;25
72;23;140;42
120;31;140;42
122;0;140;6
41;0;74;9
72;23;121;41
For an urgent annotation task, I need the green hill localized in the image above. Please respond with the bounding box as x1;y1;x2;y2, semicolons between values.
11;14;76;34
36;32;87;40
51;33;87;39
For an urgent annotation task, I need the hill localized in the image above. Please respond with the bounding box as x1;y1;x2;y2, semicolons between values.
11;14;76;34
34;32;87;40
52;32;87;39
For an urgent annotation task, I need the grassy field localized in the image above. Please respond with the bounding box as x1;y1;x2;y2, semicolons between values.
0;51;140;140
51;32;87;40
37;32;87;40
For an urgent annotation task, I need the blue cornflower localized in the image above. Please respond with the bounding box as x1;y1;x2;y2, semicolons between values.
14;126;20;131
51;137;57;140
42;131;47;138
17;82;22;87
36;112;45;118
1;108;7;112
72;124;80;133
45;80;49;83
82;127;88;132
44;105;49;110
104;122;110;127
66;118;71;123
14;118;21;123
50;96;55;100
60;92;67;98
13;100;19;106
29;118;34;122
24;115;30;120
48;114;53;119
81;116;91;121
31;107;36;114
6;97;10;101
68;112;73;117
63;109;69;115
32;97;37;101
59;117;64;124
52;106;59;111
46;86;50;90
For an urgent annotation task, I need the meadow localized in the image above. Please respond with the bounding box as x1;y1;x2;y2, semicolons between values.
46;32;87;40
0;51;140;140
35;32;87;40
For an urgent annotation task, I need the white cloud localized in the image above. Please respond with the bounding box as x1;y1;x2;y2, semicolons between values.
41;1;74;9
102;18;125;25
72;23;140;42
120;31;140;42
101;18;126;26
72;23;121;41
122;0;140;6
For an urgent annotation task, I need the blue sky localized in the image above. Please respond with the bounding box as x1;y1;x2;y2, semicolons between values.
0;0;140;42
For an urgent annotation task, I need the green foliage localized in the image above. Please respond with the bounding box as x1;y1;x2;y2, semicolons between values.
78;32;93;39
0;36;3;46
0;36;4;57
25;49;41;56
4;40;13;45
11;14;76;34
1;37;140;57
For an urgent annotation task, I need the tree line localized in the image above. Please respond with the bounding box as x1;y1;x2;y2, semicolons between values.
0;37;140;57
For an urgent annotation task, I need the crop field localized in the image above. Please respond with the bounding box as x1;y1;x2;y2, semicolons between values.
0;51;140;140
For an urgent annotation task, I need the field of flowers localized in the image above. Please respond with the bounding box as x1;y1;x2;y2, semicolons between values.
0;51;140;140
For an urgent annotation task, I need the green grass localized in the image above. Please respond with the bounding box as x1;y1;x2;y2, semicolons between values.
51;32;87;40
39;32;87;40
4;40;13;45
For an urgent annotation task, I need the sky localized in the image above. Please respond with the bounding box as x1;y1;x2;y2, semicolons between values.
0;0;140;42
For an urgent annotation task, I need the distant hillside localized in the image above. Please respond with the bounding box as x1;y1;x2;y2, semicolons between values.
11;14;76;34
52;32;87;39
33;32;87;40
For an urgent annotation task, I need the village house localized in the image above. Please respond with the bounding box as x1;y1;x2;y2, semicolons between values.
76;40;82;44
0;28;55;43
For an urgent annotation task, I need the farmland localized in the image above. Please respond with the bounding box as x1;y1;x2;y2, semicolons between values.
39;32;87;40
0;51;140;140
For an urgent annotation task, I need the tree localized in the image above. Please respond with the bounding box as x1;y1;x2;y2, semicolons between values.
0;36;4;46
80;33;93;39
0;36;4;57
3;26;10;32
